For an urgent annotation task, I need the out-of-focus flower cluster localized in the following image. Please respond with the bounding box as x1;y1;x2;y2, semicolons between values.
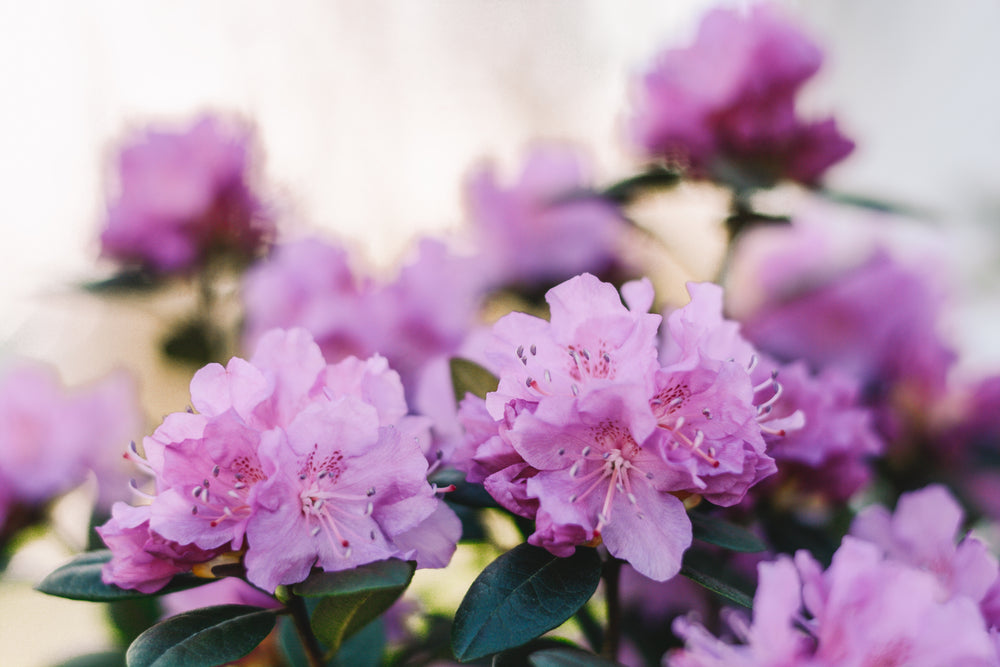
0;364;139;545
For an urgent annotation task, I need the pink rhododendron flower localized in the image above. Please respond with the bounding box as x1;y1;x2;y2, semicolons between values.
102;328;458;593
670;538;1000;667
242;237;482;397
98;503;222;595
629;4;853;186
456;274;777;580
512;385;692;581
661;280;883;503
753;362;883;503
100;115;273;274
851;485;1000;611
465;145;626;287
0;363;140;536
730;224;955;410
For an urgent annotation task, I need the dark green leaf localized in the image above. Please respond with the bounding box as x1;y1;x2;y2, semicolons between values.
161;319;224;367
108;597;164;647
36;551;210;602
528;647;623;667
82;269;160;294
329;618;385;667
679;548;754;609
689;511;766;553
602;166;682;203
51;651;125;667
125;604;276;667
450;358;499;403
451;543;602;662
293;560;414;654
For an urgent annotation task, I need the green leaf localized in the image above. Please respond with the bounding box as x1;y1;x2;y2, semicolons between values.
51;651;125;667
35;551;210;602
528;647;623;667
292;559;414;655
602;166;682;203
679;548;754;609
82;269;160;294
451;543;602;662
125;604;276;667
450;358;499;403
329;617;385;667
689;511;766;553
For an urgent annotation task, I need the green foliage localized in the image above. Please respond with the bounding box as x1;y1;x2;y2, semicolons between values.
125;604;276;667
449;358;499;403
679;546;755;609
689;510;766;553
602;166;682;204
35;551;209;602
451;543;602;662
293;559;415;656
528;647;624;667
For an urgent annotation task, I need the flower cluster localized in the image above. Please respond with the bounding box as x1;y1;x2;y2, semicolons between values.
629;4;853;186
455;274;777;581
669;485;1000;666
100;115;273;275
98;328;459;593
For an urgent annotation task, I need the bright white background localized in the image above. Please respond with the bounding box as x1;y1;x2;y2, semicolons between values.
1;2;998;664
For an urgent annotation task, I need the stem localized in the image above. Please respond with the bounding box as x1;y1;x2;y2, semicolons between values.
286;594;325;667
601;558;622;662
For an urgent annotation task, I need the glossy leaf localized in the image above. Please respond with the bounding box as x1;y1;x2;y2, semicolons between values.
689;511;766;553
35;550;208;602
450;358;499;403
329;618;385;667
125;604;276;667
451;543;602;662
528;647;623;667
679;548;754;609
293;559;414;654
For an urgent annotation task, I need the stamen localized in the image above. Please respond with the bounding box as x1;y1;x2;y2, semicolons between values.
191;505;198;515
364;501;374;516
366;486;376;497
571;384;579;396
757;381;783;413
557;448;565;456
311;526;322;537
702;408;712;420
192;486;203;499
746;354;758;373
602;353;611;364
530;344;537;356
581;446;591;457
212;465;220;477
581;349;591;361
544;369;552;383
516;345;524;359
